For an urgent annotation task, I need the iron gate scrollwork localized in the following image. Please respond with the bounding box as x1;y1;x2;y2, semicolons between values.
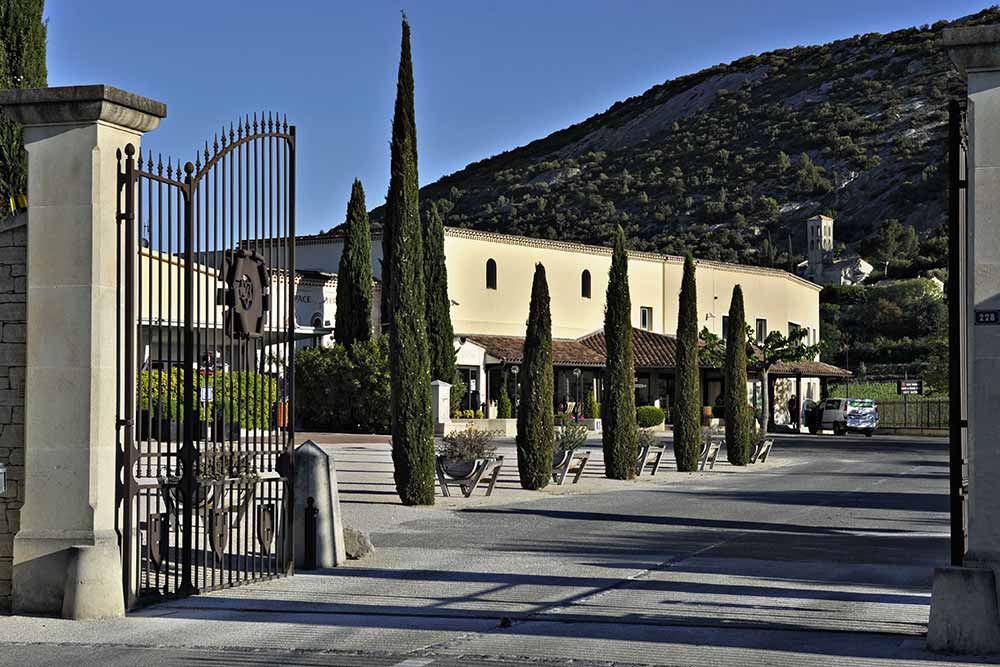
115;114;296;609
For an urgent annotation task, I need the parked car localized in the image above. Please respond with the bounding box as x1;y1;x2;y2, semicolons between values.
813;398;878;436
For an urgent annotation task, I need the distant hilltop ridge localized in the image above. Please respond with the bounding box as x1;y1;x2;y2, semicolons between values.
358;7;990;271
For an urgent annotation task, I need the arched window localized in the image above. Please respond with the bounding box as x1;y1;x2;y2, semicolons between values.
486;258;497;290
581;270;591;299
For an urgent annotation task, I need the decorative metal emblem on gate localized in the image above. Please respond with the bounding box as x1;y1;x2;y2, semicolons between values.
218;248;271;339
257;504;275;556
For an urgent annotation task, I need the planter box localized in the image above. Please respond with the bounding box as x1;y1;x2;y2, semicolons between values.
444;418;517;437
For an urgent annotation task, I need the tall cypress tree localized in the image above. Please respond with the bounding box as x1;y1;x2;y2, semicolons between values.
724;284;751;465
423;201;455;383
0;0;47;218
334;179;373;347
602;225;637;480
516;263;554;490
674;253;701;472
386;14;434;505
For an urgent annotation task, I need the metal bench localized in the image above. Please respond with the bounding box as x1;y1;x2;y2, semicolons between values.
635;441;667;476
436;456;505;498
750;439;774;464
553;450;592;485
700;439;722;470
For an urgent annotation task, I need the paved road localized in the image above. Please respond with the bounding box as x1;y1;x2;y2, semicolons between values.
1;433;993;666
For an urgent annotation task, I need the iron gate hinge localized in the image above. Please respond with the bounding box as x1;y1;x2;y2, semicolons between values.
117;418;134;428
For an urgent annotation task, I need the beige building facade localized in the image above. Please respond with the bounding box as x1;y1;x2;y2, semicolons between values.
300;227;822;345
288;227;833;423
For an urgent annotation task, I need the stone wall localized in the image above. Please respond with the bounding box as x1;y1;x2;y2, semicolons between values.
0;213;26;611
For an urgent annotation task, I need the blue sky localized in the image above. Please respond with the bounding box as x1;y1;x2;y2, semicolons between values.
46;1;983;235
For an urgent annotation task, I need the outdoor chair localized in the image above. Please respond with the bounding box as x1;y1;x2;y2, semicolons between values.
552;450;592;485
700;439;721;471
635;440;667;477
436;455;505;498
749;439;775;464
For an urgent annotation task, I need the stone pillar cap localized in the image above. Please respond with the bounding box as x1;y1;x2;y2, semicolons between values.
0;85;166;132
944;25;1000;74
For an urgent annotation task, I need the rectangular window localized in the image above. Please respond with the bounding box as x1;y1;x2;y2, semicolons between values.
788;322;802;345
756;318;767;344
640;306;653;331
721;315;729;342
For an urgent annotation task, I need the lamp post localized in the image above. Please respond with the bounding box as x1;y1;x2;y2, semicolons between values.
511;365;520;418
573;368;582;422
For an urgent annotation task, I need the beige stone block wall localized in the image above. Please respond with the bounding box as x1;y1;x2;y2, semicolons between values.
0;216;27;611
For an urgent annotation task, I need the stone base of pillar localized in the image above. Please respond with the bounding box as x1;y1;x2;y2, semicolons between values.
927;566;1000;654
12;529;120;615
61;544;124;619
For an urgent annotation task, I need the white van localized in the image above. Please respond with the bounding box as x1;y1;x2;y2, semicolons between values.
817;398;878;437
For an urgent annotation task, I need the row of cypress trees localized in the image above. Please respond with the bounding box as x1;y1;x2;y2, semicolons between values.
672;256;753;470
363;17;761;500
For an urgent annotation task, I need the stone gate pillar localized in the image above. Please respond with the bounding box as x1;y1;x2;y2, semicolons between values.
0;86;165;616
931;27;1000;653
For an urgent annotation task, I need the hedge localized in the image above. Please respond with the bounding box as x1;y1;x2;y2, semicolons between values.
138;368;278;429
636;405;665;428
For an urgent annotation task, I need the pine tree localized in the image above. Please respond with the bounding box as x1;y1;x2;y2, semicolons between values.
674;253;701;472
602;225;637;479
724;285;751;465
334;179;373;347
0;0;47;218
516;263;554;490
386;14;434;505
496;380;512;418
423;201;455;383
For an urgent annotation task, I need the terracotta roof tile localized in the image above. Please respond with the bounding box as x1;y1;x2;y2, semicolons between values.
464;334;606;367
579;328;680;368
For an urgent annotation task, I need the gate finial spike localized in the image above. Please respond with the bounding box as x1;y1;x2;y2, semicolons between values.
148;152;154;172
267;112;273;132
283;114;288;131
253;112;258;132
136;146;142;164
237;119;244;139
204;141;210;164
213;134;219;155
230;122;236;143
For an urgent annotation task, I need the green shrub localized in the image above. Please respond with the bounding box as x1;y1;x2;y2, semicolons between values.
637;428;658;451
555;422;589;454
294;338;391;434
138;368;278;428
583;392;599;419
496;382;512;418
636;405;665;428
438;426;497;461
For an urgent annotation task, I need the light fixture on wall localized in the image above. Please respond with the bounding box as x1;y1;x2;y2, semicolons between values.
0;462;6;496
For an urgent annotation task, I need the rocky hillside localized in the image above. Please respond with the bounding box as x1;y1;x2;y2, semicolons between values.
366;8;989;269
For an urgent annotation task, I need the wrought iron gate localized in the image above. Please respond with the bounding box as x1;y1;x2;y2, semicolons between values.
115;115;296;608
948;99;968;565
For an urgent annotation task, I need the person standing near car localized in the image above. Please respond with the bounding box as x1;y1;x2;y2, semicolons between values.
787;394;799;431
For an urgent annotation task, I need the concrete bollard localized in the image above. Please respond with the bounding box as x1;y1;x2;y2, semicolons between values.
61;544;125;620
293;440;346;568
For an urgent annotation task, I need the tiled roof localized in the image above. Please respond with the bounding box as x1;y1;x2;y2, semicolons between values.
769;360;852;378
464;334;606;367
466;328;851;378
578;328;680;368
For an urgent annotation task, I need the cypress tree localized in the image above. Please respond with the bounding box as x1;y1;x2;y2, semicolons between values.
724;285;751;465
423;201;455;383
386;14;434;505
674;253;701;472
0;0;47;217
334;179;373;347
516;263;554;490
602;225;637;479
